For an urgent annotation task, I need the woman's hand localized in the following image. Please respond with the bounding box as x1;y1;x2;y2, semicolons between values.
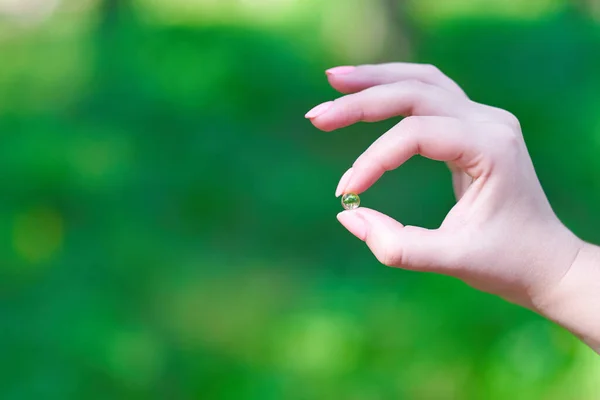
306;63;600;352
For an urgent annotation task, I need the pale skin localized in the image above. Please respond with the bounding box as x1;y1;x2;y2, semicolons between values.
305;63;600;354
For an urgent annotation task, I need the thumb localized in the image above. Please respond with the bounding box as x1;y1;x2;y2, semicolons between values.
337;208;458;272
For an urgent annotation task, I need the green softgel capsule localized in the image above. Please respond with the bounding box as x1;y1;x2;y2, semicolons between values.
341;193;360;210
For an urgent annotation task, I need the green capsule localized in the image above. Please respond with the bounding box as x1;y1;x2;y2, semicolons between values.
341;193;360;210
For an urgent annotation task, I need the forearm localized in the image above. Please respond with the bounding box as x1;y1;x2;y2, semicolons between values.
535;240;600;353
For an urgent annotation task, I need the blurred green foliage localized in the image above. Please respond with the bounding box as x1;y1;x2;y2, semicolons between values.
0;0;599;398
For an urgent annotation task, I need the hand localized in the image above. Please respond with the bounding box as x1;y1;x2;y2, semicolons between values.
306;63;584;317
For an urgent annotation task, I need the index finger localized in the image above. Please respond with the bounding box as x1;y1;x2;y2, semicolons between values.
339;116;489;195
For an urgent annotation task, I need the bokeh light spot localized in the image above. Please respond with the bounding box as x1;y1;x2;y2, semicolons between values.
0;0;60;19
408;0;566;25
106;330;165;389
13;206;63;264
321;0;389;62
133;0;302;25
68;133;133;188
274;313;362;376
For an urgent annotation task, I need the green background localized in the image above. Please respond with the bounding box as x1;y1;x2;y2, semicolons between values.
1;0;599;398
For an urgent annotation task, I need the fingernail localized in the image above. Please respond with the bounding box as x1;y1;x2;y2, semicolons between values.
335;168;354;197
337;211;367;241
326;66;356;76
305;101;333;119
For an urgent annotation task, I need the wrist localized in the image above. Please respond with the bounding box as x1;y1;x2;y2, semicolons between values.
532;240;600;353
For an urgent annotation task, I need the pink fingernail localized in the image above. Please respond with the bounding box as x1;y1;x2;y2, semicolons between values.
337;211;367;241
335;168;354;197
326;66;356;76
305;101;333;119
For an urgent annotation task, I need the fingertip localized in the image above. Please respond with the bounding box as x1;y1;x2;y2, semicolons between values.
305;101;333;119
335;168;354;197
325;66;356;76
325;66;370;95
305;101;338;131
326;75;357;95
352;208;405;231
309;118;337;132
342;172;378;198
336;210;367;241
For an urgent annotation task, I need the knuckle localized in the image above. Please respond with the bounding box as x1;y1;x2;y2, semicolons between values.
500;110;521;131
469;103;522;132
398;115;421;133
491;124;522;155
421;63;443;77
